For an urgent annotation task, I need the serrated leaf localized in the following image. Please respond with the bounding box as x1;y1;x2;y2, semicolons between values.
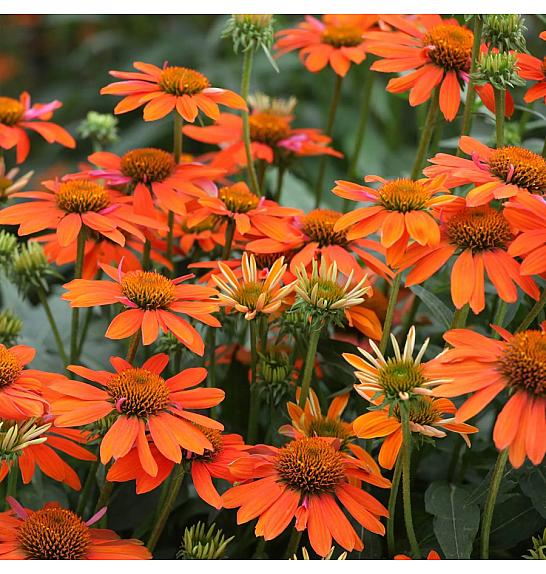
409;285;453;329
425;481;480;559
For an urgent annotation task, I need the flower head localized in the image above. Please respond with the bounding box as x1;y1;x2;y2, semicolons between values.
177;521;234;560
472;51;525;92
0;309;23;347
100;61;247;123
482;14;527;53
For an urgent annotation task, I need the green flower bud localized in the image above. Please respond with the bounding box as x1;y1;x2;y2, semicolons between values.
176;522;234;560
0;230;18;271
483;14;527;53
0;309;23;346
11;242;56;296
155;331;189;356
77;111;119;150
472;51;525;91
524;528;546;560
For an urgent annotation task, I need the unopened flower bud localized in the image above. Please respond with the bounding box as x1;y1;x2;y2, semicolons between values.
524;528;546;560
11;242;56;296
483;14;527;53
0;419;50;466
472;51;525;91
176;522;234;560
0;309;23;346
0;230;18;271
77;111;119;150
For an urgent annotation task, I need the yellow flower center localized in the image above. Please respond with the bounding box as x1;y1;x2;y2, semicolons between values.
499;330;546;397
219;185;259;214
394;396;440;426
190;425;223;462
107;368;170;418
0;97;24;126
120;270;176;310
301;209;347;246
249;112;291;145
182;215;219;233
235;281;271;310
158;66;210;96
17;507;91;560
120;148;175;183
0;346;22;388
304;415;351;442
378;359;427;398
423;24;473;71
446;207;512;253
488;146;546;194
55;180;110;214
275;437;345;494
378;178;431;212
322;24;363;47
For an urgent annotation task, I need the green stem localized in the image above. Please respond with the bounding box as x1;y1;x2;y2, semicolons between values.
285;528;303;559
70;229;86;363
4;465;18;510
378;273;402;355
348;71;375;180
240;49;260;196
400;295;420;341
458;16;484;150
410;87;440;180
450;303;470;330
314;74;344;208
274;165;286;203
142;238;152;271
400;406;421;558
37;286;68;365
493;88;505;147
126;332;140;363
480;448;509;559
222;219;236;260
246;319;260;442
77;308;93;357
516;289;546;332
166;114;183;276
542;134;546;159
298;327;321;408
387;454;403;557
166;210;175;278
147;464;185;552
95;478;114;527
76;460;98;516
206;327;217;389
492;299;508;339
257;159;267;193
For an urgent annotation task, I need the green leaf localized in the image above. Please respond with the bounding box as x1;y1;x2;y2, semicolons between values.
517;462;546;519
425;481;480;559
409;285;453;329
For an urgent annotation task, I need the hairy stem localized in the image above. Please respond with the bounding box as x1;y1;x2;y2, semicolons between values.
516;289;546;332
241;49;260;196
387;454;403;557
38;286;68;365
246;319;260;442
379;273;402;354
410;87;440;179
70;229;86;363
298;327;321;408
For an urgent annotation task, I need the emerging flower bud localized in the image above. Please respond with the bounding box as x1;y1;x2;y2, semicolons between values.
523;528;546;560
482;14;528;53
472;51;525;91
0;309;23;346
77;110;119;150
11;242;57;296
0;230;18;271
0;419;51;465
176;522;234;560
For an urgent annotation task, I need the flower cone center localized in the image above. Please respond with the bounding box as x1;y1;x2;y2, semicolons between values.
423;24;473;70
489;146;546;194
394;396;440;425
121;270;176;310
120;148;175;183
159;66;210;96
55;180;110;214
305;415;351;441
301;209;347;246
0;346;22;388
219;185;259;214
0;97;24;126
249;112;291;145
235;281;271;310
322;25;363;47
446;207;512;253
189;425;223;462
379;178;430;212
378;359;427;398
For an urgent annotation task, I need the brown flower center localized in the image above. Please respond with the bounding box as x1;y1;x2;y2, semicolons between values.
107;368;170;418
394;396;440;426
322;25;363;47
55;179;110;214
120;148;175;183
0;97;24;126
446;207;512;253
498;330;546;397
17;507;91;560
304;415;351;442
488;146;546;195
158;66;210;96
378;359;427;398
0;345;22;388
121;270;176;310
423;24;473;71
300;209;347;246
189;425;223;462
379;178;431;212
249;112;291;145
219;185;259;214
275;437;345;494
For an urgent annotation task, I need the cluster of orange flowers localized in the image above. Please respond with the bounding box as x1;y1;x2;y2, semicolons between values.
0;13;545;561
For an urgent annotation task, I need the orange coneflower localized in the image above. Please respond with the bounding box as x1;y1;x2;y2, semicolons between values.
333;175;455;266
49;354;225;472
433;327;546;468
107;430;251;509
0;177;164;248
505;193;546;276
424;136;546;206
178;213;226;256
398;199;539;313
62;262;219;353
223;436;390;557
212;252;295;320
365;15;513;121
0;500;151;559
100;61;247;123
0;92;75;163
517;32;546;104
275;15;377;77
80;148;223;216
353;396;478;469
0;344;49;419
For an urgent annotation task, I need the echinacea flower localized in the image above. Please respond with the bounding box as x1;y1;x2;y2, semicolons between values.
0;344;49;419
213;252;294;320
0;421;95;490
353;396;478;469
0;92;75;163
433;327;546;468
424;136;546;206
100;61;247;123
343;326;446;406
223;436;390;557
179;214;226;256
0;157;33;205
107;429;251;509
62;263;220;353
365;15;513;121
0;500;151;559
517;31;546;104
81;148;223;216
399;199;539;313
49;354;225;472
395;550;441;560
333;175;455;266
275;15;377;77
0;177;164;248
